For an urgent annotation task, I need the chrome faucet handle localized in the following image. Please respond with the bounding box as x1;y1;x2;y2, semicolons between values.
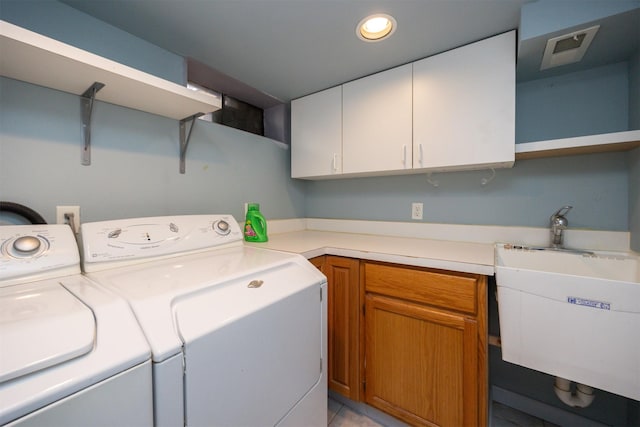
549;206;573;229
551;205;572;219
550;206;572;248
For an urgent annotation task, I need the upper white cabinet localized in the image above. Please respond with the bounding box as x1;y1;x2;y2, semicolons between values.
291;86;342;178
290;31;516;180
413;31;515;171
342;64;413;175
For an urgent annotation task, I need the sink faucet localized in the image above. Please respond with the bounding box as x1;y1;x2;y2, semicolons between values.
550;206;572;248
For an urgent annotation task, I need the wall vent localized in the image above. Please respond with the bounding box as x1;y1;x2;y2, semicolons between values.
540;25;599;70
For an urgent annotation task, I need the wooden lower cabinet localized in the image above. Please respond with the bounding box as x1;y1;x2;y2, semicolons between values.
363;261;488;427
311;256;487;427
310;255;361;400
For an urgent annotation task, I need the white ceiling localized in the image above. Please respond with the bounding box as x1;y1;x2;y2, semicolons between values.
60;0;524;103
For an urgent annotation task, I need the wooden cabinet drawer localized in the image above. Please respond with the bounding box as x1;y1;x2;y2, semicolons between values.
364;262;479;315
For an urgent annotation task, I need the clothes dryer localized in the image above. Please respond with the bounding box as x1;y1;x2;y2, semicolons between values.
0;224;153;426
80;215;327;427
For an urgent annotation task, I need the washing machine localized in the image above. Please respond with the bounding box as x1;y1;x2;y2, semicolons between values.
0;224;153;426
80;214;328;427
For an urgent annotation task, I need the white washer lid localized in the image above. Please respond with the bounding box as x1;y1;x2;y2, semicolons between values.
0;281;95;382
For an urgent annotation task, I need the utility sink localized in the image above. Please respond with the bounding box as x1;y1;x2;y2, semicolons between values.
495;243;640;401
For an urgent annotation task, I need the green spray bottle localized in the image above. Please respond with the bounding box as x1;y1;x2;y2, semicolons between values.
244;203;268;242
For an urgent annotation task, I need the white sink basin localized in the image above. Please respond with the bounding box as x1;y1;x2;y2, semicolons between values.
495;243;640;401
497;244;639;283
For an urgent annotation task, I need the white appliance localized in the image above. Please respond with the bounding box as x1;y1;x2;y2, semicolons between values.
0;224;153;426
80;215;328;427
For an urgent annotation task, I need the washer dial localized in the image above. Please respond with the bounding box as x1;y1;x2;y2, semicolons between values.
213;220;231;235
3;234;48;259
13;235;41;253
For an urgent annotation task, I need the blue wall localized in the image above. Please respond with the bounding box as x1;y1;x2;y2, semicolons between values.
629;51;640;252
0;1;304;224
515;62;630;143
520;0;640;41
0;0;636;241
0;78;305;224
304;152;629;231
631;148;640;251
630;49;640;131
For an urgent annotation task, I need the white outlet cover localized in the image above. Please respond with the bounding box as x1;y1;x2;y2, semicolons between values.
411;202;423;220
56;205;80;233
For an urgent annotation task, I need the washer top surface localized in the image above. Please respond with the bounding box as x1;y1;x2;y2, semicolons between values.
0;280;94;382
0;274;151;425
80;215;326;363
86;243;323;362
1;224;93;382
0;225;151;425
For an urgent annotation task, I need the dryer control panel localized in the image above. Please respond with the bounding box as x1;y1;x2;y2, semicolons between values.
81;215;243;271
0;224;81;285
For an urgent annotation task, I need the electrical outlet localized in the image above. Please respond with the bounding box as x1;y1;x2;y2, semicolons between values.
411;202;423;220
56;205;81;233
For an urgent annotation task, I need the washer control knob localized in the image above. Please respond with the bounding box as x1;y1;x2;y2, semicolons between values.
13;235;41;254
214;220;230;235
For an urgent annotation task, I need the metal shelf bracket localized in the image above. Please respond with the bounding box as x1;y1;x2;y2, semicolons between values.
80;82;105;166
179;113;204;174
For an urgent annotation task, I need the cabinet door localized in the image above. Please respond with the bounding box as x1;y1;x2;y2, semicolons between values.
343;64;413;175
324;256;361;399
413;31;515;171
291;86;342;178
308;255;325;271
365;294;478;427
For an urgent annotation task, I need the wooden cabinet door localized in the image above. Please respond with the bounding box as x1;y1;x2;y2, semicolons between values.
342;64;413;175
413;31;515;171
365;293;478;427
291;86;342;178
308;255;325;271
324;256;361;399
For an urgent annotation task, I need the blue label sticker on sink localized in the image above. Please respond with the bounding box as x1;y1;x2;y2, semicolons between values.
567;296;610;310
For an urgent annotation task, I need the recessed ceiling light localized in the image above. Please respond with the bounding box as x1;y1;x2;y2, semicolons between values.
357;13;396;42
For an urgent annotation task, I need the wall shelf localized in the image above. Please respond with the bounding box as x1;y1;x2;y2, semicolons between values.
0;20;222;173
515;130;640;160
0;20;221;119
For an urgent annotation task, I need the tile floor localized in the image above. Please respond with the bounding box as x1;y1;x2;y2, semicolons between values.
328;397;386;427
327;397;558;427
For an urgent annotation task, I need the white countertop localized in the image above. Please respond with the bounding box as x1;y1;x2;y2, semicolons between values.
248;230;495;275
244;218;631;276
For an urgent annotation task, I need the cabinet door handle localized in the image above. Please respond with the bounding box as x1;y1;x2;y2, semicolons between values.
403;145;407;168
419;143;424;167
332;153;338;172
